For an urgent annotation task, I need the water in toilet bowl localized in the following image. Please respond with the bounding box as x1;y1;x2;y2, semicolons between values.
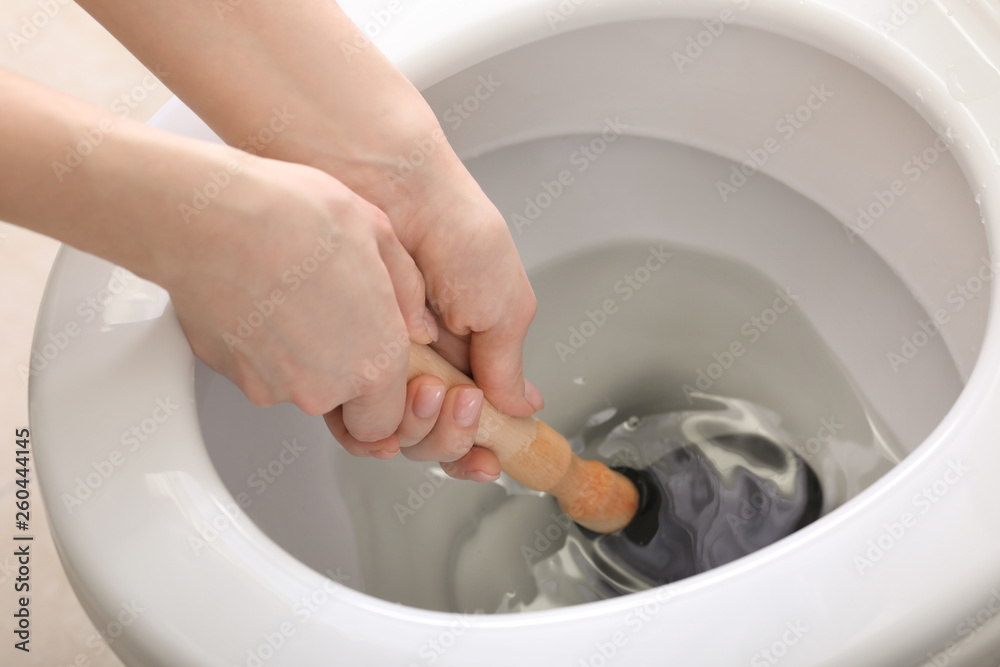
199;136;930;615
324;241;902;613
449;397;823;612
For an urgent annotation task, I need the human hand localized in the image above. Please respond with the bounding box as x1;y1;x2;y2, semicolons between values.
330;142;545;482
0;69;496;459
161;152;446;446
166;149;534;476
68;0;544;478
301;53;544;481
318;172;541;482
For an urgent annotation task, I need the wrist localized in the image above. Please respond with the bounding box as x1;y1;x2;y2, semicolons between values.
290;96;459;210
76;121;249;290
275;107;476;255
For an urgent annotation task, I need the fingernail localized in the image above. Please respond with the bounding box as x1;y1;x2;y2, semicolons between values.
467;469;500;483
371;447;398;460
453;387;483;428
423;308;439;343
524;379;545;411
413;384;445;420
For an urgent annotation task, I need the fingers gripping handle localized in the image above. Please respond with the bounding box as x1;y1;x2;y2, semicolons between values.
407;343;639;533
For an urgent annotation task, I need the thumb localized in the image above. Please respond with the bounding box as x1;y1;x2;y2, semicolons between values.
371;206;437;345
468;320;544;418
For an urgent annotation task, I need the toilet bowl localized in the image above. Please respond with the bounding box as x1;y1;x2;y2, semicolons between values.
29;0;1000;664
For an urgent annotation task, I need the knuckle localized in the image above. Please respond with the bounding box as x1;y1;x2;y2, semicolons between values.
437;308;467;334
244;389;277;409
315;182;355;216
291;392;333;417
366;205;395;241
522;289;538;320
354;365;396;397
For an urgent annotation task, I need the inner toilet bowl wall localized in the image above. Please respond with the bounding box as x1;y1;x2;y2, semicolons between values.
419;16;987;446
28;1;1000;665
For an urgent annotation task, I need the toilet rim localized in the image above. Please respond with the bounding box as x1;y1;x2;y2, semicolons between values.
29;0;1000;663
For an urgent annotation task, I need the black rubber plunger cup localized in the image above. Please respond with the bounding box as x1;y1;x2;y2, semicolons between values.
603;434;822;586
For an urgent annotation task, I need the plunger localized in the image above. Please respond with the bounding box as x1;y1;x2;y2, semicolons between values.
408;343;822;583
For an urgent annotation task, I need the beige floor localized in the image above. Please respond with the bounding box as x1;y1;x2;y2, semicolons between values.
0;2;172;664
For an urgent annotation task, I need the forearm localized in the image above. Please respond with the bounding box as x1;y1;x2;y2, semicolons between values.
74;0;451;238
0;69;245;287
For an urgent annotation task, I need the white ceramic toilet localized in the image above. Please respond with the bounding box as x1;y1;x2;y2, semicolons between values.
30;0;1000;664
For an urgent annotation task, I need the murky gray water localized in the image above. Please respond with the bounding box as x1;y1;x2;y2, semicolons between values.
202;133;920;614
330;241;901;613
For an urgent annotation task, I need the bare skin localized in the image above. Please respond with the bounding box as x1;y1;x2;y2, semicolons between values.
3;1;543;481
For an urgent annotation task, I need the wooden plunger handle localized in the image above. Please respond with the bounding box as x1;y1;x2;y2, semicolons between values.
407;343;639;533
